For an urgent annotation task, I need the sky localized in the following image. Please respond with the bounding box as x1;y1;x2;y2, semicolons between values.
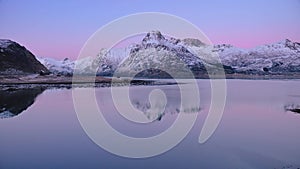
0;0;299;59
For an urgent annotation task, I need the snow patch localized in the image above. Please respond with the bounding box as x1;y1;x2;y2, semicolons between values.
0;111;15;119
0;39;14;48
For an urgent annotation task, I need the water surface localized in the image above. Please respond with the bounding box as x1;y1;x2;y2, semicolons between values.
0;80;300;169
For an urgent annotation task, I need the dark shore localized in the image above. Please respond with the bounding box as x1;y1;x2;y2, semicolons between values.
221;73;300;80
1;73;300;87
0;74;176;88
182;72;300;80
0;74;111;84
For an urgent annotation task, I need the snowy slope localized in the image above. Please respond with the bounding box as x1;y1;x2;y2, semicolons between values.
37;57;74;76
0;39;14;49
37;47;129;76
115;31;233;78
216;39;300;74
0;111;15;119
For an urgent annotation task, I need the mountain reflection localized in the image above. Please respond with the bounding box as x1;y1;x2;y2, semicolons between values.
133;100;201;121
0;86;46;119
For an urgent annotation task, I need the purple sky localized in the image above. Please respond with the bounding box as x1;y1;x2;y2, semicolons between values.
0;0;300;59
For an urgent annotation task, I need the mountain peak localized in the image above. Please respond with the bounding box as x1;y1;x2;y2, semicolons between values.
142;30;165;44
0;39;50;75
284;38;291;43
0;39;14;48
273;39;300;51
276;38;292;45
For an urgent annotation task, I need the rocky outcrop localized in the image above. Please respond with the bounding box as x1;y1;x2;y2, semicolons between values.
0;39;50;75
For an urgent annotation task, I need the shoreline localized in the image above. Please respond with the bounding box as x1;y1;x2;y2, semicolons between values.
1;74;300;86
0;75;175;88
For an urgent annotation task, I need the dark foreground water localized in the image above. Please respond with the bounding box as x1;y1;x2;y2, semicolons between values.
0;80;300;169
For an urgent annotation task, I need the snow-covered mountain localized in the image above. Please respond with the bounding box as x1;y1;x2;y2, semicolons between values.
38;31;300;77
214;39;300;74
37;47;129;76
115;30;231;78
183;38;300;75
37;57;74;76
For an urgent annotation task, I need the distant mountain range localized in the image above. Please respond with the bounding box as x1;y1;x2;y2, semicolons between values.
1;31;300;78
37;31;300;78
214;38;300;74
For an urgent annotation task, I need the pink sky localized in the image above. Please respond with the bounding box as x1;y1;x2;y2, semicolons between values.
0;0;299;60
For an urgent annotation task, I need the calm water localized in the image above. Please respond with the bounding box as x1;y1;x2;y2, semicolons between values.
1;80;300;169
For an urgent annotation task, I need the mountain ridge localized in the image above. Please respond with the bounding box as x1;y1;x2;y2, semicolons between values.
2;31;299;78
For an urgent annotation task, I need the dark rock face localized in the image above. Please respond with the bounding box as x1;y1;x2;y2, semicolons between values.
290;109;300;113
284;39;300;51
134;69;173;79
182;38;206;47
0;39;49;75
284;104;300;114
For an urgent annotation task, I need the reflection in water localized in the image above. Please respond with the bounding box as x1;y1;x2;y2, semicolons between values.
133;100;165;121
0;83;199;121
0;86;46;119
0;80;300;168
127;84;201;122
133;100;201;121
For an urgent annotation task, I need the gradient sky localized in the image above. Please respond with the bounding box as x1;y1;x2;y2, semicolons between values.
0;0;299;59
